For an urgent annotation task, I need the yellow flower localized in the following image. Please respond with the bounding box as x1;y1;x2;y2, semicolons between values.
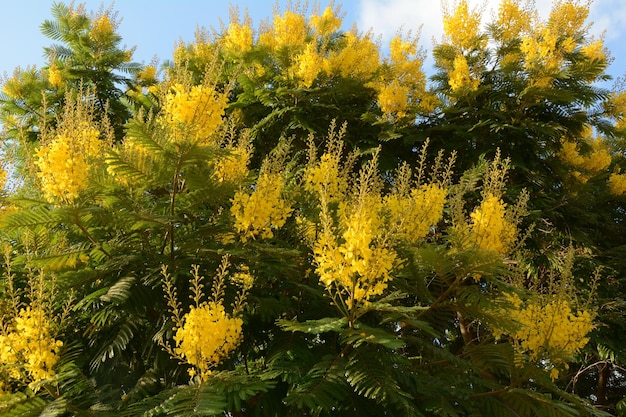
448;54;479;93
608;172;626;196
224;22;254;54
213;146;250;183
293;42;325;88
314;192;397;310
495;293;594;377
163;83;228;144
548;0;588;38
376;82;410;119
325;32;379;79
273;11;307;49
137;65;157;83
304;152;348;202
90;14;114;43
230;265;254;290
559;135;612;183
231;172;292;241
495;0;533;43
48;63;64;88
521;27;561;74
443;0;483;51
0;307;63;390
581;39;606;62
174;302;243;379
385;183;447;242
36;124;103;203
467;193;516;254
310;6;342;36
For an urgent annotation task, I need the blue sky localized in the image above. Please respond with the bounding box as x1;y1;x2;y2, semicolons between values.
1;0;625;86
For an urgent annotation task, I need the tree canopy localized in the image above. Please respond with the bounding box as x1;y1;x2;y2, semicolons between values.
1;1;626;416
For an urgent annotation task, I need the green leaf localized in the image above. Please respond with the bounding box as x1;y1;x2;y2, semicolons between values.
341;325;405;350
277;316;347;334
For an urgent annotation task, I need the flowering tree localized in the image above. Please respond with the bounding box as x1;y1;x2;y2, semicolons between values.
0;1;625;416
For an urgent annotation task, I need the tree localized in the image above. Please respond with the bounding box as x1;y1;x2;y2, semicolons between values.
0;2;147;144
0;1;624;416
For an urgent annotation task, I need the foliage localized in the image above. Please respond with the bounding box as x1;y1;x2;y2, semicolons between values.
0;1;625;416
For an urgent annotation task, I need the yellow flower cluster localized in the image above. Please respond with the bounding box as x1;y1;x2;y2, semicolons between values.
375;34;433;119
520;27;562;76
224;22;254;54
47;63;64;88
498;292;594;378
310;6;342;36
443;0;484;51
213;146;251;184
231;172;292;241
293;42;324;88
137;65;157;84
548;0;588;39
325;32;379;80
163;83;228;144
89;14;114;43
608;172;626;196
559;135;612;183
519;1;588;82
314;195;397;309
467;193;517;255
448;54;478;93
495;0;532;43
304;152;348;203
173;302;243;379
0;307;63;390
273;11;307;49
581;39;606;62
36;125;102;204
0;165;7;191
385;184;447;243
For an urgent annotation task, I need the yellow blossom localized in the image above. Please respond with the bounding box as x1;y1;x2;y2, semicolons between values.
231;172;292;241
443;0;484;51
581;39;606;62
495;292;594;379
375;33;430;120
213;144;251;184
224;22;254;54
273;11;307;49
467;193;517;254
559;135;612;183
376;81;410;119
325;31;379;79
495;0;533;43
521;27;561;74
173;302;243;379
310;6;342;36
90;14;114;43
47;63;64;88
0;307;63;390
314;194;397;309
293;42;325;88
548;0;589;39
304;152;348;203
163;83;228;144
448;54;479;93
608;172;626;196
36;124;103;203
230;265;254;290
137;65;157;83
385;183;447;242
